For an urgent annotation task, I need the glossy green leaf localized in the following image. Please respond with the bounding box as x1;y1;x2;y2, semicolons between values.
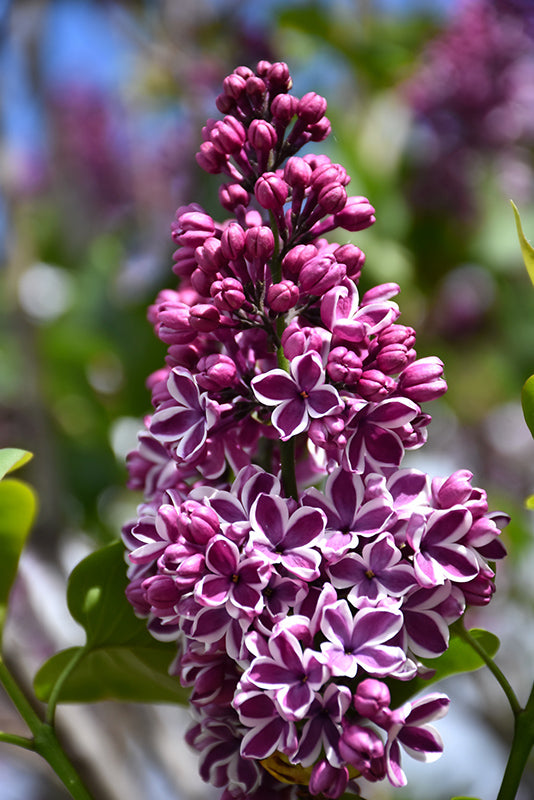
388;627;500;708
511;201;534;286
0;479;37;631
521;374;534;440
34;541;188;705
526;495;534;510
0;449;33;481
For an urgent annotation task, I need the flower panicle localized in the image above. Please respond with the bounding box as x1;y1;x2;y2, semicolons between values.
122;60;507;799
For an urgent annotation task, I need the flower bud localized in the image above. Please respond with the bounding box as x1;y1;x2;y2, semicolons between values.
254;173;288;211
221;222;246;260
297;91;327;124
143;574;180;614
334;243;366;281
189;303;220;332
308;115;332;141
210;116;246;155
282;244;318;277
299;253;346;295
215;92;233;114
172;208;215;248
318;182;347;214
248;119;278;152
353;679;391;719
177;499;220;544
270;93;298;125
398;356;447;402
327;346;362;385
195;141;227;174
195;237;225;273
338;723;384;780
222;72;246;99
266;61;292;92
357;369;396;400
309;761;348;799
267;280;299;312
211;277;246;312
311;161;349;189
284;156;312;189
196;354;238;391
218;182;250;212
281;321;326;359
334;195;376;232
245;225;275;260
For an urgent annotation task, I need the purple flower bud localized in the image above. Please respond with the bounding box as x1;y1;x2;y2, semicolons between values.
211;277;246;312
235;65;254;79
461;567;496;606
195;141;227;174
297;91;328;124
190;268;211;296
197;354;238;391
255;60;271;77
309;115;332;141
195;237;225;273
282;244;318;277
177;499;220;545
435;469;475;507
172;246;197;277
189;303;221;332
245;225;275;260
221;222;246;260
172;208;215;248
284;156;312;189
361;283;400;304
245;75;266;100
327;346;362;385
334;243;366;281
281;322;327;359
254;173;288;211
339;723;385;780
270;93;298;125
353;679;391;719
357;369;396;401
266;61;292;92
218;182;250;212
215;92;234;114
311;161;349;189
267;280;299;312
248;119;278;152
299;253;346;295
398;356;447;402
210;116;247;155
318;182;347;214
222;72;246;100
334;195;376;232
125;576;151;616
143;574;180;614
309;761;348;799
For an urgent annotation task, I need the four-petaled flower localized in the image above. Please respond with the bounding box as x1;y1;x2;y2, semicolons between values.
251;350;343;440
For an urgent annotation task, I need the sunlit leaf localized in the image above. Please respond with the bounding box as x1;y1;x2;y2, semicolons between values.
0;479;37;631
526;495;534;510
33;541;188;705
511;201;534;286
388;627;500;708
0;449;33;481
521;374;534;440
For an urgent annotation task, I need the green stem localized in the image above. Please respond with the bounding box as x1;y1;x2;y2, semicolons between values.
46;647;86;725
0;731;35;750
0;658;94;800
280;438;299;502
496;707;534;800
456;622;521;716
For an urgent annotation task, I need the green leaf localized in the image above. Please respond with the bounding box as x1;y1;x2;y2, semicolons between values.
0;479;37;631
388;627;500;708
34;541;188;705
511;200;534;286
526;494;534;510
521;374;534;440
0;449;33;481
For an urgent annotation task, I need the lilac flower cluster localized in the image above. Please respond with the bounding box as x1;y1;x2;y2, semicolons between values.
122;61;507;799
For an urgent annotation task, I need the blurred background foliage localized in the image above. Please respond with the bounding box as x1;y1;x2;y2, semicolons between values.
1;1;534;798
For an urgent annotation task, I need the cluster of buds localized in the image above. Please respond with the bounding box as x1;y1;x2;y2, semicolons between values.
123;61;507;799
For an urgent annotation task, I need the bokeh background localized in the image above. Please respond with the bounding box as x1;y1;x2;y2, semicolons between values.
2;0;534;798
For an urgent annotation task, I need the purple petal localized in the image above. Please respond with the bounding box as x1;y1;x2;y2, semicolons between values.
252;494;288;545
272;398;308;439
307;385;343;417
252;370;297;404
284;507;325;548
292;351;324;393
206;538;239;576
167;368;201;408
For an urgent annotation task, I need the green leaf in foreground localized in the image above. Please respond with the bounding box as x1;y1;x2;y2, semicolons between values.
511;200;534;286
388;627;500;708
521;374;534;440
34;541;188;705
0;478;37;631
0;448;33;481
